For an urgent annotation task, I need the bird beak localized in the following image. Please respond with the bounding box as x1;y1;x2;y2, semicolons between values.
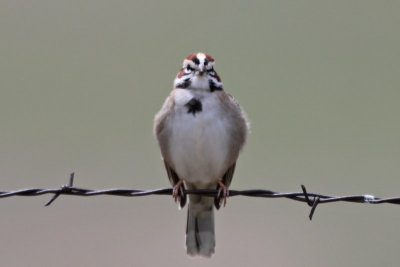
198;66;205;76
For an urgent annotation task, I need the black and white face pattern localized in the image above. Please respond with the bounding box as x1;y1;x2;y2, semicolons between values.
174;53;223;92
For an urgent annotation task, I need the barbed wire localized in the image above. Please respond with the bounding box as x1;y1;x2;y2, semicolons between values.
1;172;399;220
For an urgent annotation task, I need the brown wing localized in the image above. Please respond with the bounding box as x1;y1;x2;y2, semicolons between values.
154;94;174;141
214;162;236;209
214;92;249;209
163;160;187;208
222;162;236;188
154;92;187;207
154;93;176;180
163;160;180;187
217;91;249;153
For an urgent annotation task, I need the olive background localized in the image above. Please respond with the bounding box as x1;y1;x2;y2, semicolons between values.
1;1;400;266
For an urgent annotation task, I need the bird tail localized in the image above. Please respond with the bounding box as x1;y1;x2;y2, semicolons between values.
186;196;215;257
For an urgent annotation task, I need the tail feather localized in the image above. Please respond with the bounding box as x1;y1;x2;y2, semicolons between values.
186;200;215;257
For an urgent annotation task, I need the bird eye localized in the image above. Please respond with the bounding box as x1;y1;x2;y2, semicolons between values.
184;66;193;74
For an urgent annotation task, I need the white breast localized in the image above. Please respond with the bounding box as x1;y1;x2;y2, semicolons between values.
168;89;230;187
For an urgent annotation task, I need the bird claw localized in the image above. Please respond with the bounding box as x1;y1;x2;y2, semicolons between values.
172;179;185;205
217;179;229;207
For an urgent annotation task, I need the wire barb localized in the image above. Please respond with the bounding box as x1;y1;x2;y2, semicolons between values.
45;173;75;206
309;197;320;220
1;172;400;220
301;185;320;220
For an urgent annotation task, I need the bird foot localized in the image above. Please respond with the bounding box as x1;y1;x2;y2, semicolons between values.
172;178;185;205
216;179;229;207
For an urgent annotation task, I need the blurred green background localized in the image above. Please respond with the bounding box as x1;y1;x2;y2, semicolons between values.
1;1;399;266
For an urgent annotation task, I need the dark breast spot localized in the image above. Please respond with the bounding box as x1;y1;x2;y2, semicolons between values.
185;98;202;116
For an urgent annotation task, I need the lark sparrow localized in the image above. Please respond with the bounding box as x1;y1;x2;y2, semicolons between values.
154;53;249;257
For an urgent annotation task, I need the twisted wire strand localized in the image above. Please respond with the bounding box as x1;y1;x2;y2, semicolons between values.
1;173;399;220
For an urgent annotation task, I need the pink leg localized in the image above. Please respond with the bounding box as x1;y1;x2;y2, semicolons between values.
217;179;229;207
172;178;184;203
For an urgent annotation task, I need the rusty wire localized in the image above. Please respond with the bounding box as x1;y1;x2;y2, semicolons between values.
1;173;400;220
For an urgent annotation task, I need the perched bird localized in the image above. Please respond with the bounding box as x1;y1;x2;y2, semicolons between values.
154;53;249;257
